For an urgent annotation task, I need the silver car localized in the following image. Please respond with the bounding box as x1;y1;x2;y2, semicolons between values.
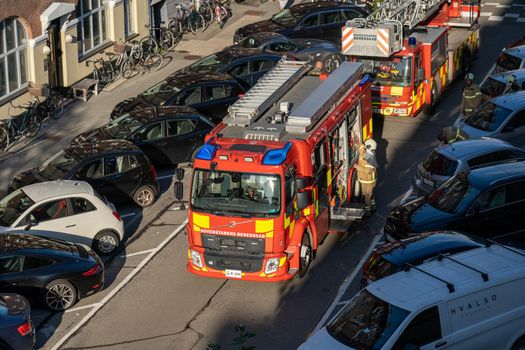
454;90;525;147
413;138;525;195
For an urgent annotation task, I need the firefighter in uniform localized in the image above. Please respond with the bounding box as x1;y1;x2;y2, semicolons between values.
461;73;483;116
356;143;377;217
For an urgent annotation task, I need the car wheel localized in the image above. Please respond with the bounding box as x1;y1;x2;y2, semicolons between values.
512;336;525;350
133;185;156;208
44;280;77;311
323;54;342;74
298;233;312;278
93;230;120;256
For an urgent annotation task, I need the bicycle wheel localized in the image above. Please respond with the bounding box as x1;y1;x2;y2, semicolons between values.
189;12;205;35
121;59;139;79
24;110;42;138
49;92;65;120
160;30;176;51
102;61;116;84
201;5;214;27
139;36;159;54
0;125;10;152
144;53;163;72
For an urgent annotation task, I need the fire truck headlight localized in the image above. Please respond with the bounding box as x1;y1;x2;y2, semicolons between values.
265;258;280;274
190;250;203;268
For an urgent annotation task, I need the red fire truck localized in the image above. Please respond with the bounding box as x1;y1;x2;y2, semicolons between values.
342;0;480;117
187;60;372;281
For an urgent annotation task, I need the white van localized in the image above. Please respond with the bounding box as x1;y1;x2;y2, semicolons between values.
300;244;525;350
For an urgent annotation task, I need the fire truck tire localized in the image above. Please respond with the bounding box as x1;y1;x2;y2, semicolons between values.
425;81;439;115
298;233;312;278
351;170;361;201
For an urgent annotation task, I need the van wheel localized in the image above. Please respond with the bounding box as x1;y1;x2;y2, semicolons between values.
298;233;312;278
512;336;525;350
133;186;156;207
93;230;120;256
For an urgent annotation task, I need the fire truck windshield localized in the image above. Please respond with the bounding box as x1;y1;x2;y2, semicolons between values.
361;57;412;87
191;170;282;217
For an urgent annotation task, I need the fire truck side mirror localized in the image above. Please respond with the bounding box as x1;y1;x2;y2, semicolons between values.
296;191;309;211
175;168;185;182
296;178;307;191
174;182;184;202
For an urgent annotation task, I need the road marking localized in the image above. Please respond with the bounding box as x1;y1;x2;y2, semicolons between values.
121;212;137;218
504;13;520;17
65;303;100;313
312;233;382;333
157;174;174;180
479;11;493;16
50;219;188;350
399;187;413;205
120;248;156;258
484;2;500;5
496;4;511;7
517;18;525;22
488;15;504;21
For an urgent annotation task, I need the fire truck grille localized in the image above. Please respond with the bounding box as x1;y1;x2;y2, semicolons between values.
202;234;265;255
203;251;264;273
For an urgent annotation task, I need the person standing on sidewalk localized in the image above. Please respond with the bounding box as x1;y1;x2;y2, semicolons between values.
461;73;483;116
356;144;377;217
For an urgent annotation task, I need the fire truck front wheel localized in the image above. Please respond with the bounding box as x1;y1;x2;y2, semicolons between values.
298;233;312;278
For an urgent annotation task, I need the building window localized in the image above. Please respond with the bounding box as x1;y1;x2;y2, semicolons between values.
124;0;136;38
0;18;28;100
77;0;108;56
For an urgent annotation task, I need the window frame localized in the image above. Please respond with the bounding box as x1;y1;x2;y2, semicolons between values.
77;0;109;57
25;198;70;224
123;0;136;38
0;18;28;102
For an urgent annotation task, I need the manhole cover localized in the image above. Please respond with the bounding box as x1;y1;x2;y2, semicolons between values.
244;10;265;15
184;55;202;60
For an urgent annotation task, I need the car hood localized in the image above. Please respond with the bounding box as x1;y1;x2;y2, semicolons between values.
298;327;353;350
236;19;287;37
455;119;491;139
294;38;339;51
410;203;456;232
72;127;112;145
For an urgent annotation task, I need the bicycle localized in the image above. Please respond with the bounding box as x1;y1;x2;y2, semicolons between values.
199;0;231;28
168;3;206;36
86;57;115;87
120;40;164;79
27;82;65;120
0;102;44;152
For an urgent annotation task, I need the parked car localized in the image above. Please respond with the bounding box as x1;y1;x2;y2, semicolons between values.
385;161;525;242
180;47;282;86
413;138;525;195
0;294;35;350
227;32;343;73
454;90;525;147
0;233;104;311
0;180;124;255
361;231;483;286
301;244;525;350
8;140;159;208
480;69;525;98
73;106;214;166
493;44;525;74
233;2;369;45
110;73;248;122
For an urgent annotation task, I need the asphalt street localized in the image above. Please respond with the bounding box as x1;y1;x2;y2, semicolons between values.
0;0;523;349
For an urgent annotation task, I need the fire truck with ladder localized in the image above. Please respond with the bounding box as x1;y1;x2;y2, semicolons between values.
342;0;480;117
187;60;372;281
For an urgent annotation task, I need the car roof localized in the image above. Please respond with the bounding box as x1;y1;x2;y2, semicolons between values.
290;1;357;15
244;32;287;42
491;90;525;110
488;68;525;83
468;160;525;189
0;233;75;257
64;139;141;160
216;47;281;61
502;44;525;59
169;72;238;86
21;180;94;202
437;138;518;160
380;232;483;266
126;105;202;123
368;244;525;312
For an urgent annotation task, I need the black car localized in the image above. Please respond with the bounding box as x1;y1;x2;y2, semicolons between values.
180;48;282;86
227;32;343;73
73;106;215;166
110;73;249;122
233;2;369;45
0;233;104;311
0;294;35;350
9;140;160;208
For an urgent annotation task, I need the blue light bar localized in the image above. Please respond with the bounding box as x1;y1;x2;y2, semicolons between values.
262;142;292;165
196;142;218;160
359;74;371;87
408;36;417;46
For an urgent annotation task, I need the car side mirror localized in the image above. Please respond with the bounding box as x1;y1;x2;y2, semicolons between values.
296;191;309;211
296;178;307;191
503;124;515;133
417;68;425;82
24;216;38;231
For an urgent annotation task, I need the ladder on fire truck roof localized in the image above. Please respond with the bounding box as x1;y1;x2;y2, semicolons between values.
224;59;310;127
342;0;448;57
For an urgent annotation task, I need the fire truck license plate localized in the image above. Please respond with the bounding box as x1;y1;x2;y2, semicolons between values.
225;269;242;278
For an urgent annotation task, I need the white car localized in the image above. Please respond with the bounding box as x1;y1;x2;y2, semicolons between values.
0;180;125;255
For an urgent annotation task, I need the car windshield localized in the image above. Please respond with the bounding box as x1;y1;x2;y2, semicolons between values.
327;290;410;349
427;172;479;213
480;77;506;97
361;57;412;87
495;52;522;73
422;151;458;176
188;54;228;73
364;252;397;282
464;102;513;132
239;37;261;48
103;114;143;138
270;9;299;27
38;150;79;180
0;189;35;226
191;170;281;218
142;79;181;105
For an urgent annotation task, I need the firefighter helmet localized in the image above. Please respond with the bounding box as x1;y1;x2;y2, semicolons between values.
364;139;377;151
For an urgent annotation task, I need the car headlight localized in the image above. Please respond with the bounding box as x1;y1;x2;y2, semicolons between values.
190;250;203;268
265;258;280;274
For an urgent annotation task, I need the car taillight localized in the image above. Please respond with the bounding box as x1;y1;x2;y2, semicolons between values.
238;93;244;98
83;264;102;277
112;210;122;222
17;321;32;336
150;165;157;182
